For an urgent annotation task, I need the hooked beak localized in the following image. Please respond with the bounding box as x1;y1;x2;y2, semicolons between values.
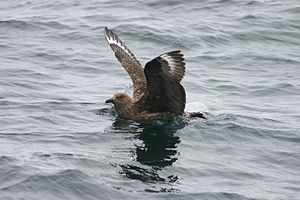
105;98;114;104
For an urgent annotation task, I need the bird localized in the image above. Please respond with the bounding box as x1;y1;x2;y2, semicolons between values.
104;27;204;122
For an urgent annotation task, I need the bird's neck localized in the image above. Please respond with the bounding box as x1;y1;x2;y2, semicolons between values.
115;102;136;119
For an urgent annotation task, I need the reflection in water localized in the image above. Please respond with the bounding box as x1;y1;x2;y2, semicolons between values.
120;164;165;182
110;117;186;190
134;126;180;168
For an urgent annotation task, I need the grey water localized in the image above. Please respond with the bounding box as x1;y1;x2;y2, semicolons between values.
0;0;300;199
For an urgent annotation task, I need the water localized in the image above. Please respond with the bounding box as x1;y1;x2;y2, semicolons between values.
0;0;300;199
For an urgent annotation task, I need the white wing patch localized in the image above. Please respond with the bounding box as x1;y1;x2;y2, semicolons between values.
104;27;141;66
160;50;185;82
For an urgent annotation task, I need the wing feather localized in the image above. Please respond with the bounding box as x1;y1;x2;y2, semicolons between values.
159;50;185;82
104;27;146;100
136;51;186;114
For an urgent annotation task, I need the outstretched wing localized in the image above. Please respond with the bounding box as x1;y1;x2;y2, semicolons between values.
136;50;186;114
159;50;185;82
104;27;146;101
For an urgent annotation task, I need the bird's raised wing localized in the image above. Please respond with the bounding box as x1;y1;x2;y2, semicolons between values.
104;27;146;101
159;50;186;82
136;50;186;114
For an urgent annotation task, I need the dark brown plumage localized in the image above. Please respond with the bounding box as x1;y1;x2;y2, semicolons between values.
104;27;186;122
137;52;186;114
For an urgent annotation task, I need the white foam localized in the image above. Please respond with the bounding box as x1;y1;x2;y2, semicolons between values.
185;102;209;113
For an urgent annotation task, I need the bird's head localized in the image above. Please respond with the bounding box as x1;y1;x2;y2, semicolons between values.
105;93;133;112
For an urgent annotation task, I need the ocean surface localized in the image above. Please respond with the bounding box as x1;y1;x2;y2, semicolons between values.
0;0;300;200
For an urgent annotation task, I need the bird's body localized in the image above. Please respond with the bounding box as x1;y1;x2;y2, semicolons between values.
106;93;171;122
104;27;193;122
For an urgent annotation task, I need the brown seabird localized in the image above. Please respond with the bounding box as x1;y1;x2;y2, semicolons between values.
104;27;199;122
